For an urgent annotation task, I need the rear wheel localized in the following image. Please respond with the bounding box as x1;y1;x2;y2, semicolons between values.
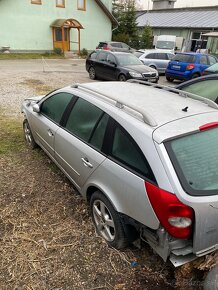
23;119;37;149
118;74;126;82
191;73;200;79
166;76;174;82
90;191;129;249
89;67;96;80
150;65;156;70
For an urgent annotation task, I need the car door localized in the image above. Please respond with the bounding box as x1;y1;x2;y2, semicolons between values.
94;51;109;79
54;97;109;189
104;53;118;80
30;92;73;158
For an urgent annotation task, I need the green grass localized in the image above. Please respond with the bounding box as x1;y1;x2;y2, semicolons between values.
0;53;64;60
0;115;25;155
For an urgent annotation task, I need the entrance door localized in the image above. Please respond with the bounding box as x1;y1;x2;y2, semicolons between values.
53;27;70;51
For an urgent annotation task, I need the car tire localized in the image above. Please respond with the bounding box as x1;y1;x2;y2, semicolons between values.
203;265;218;290
166;76;174;82
23;119;37;149
191;73;200;79
118;74;127;82
89;67;96;80
90;191;129;249
150;65;156;70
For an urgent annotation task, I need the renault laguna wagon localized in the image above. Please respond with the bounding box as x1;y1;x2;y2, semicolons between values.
21;80;218;282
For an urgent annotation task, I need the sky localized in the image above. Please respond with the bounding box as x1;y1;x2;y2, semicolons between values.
140;0;218;9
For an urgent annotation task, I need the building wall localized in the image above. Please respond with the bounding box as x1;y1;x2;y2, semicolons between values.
0;0;112;51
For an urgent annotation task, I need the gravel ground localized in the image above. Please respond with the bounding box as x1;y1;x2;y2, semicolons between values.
0;59;206;290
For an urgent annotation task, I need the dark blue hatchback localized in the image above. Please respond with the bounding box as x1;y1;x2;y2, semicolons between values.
165;52;217;82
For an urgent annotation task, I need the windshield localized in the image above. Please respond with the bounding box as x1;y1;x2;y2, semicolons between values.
180;79;218;103
156;41;175;49
166;127;218;196
208;63;218;71
116;54;143;66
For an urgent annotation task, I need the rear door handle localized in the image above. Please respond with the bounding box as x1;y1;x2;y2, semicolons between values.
81;157;93;168
47;129;54;137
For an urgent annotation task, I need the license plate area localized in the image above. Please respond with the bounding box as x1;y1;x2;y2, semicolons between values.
172;65;181;69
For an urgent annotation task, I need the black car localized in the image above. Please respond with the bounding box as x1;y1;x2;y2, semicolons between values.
175;74;218;104
202;63;218;75
86;50;159;83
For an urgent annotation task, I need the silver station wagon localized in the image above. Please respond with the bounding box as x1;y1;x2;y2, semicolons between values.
21;81;218;283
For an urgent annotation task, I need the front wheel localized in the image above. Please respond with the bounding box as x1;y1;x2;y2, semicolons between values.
166;76;174;82
118;74;126;82
23;119;37;149
90;191;129;249
89;67;96;80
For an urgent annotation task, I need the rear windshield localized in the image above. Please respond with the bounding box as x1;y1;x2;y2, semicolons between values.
172;54;196;63
97;42;107;48
166;127;218;196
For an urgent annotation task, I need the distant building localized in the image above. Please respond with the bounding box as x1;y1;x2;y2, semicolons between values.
0;0;117;53
137;5;218;54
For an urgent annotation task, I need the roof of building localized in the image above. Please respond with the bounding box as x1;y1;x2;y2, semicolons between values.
136;6;218;29
95;0;118;25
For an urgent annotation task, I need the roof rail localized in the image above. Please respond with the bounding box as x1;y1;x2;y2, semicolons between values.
127;79;218;110
71;84;158;127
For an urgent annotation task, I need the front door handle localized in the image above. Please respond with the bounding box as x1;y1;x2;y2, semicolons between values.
81;157;93;168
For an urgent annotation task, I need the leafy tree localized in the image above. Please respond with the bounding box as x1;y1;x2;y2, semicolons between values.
140;25;153;49
112;0;138;46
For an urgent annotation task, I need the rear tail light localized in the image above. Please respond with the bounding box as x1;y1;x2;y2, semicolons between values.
145;181;194;239
199;122;218;131
201;71;205;76
186;64;195;70
103;45;110;50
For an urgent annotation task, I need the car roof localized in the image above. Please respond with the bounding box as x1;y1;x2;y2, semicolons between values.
175;52;210;56
95;50;133;56
71;81;218;135
137;49;174;54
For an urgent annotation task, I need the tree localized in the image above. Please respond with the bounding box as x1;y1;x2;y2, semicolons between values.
140;25;153;49
112;0;138;46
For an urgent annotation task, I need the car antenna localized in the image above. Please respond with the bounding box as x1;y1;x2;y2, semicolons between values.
182;106;188;112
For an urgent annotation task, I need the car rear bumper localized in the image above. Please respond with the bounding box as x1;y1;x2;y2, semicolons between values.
166;69;192;81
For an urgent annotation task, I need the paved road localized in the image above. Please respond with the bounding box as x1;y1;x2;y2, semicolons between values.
0;58;178;86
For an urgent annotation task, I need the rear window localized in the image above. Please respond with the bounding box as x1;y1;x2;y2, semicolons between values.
172;54;196;63
97;42;107;49
166;128;218;196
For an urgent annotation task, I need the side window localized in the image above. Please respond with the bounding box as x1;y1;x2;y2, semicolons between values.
145;53;155;59
98;52;107;62
31;0;42;4
110;125;156;181
78;0;86;10
65;98;103;142
90;114;109;150
89;51;97;59
121;43;129;49
208;56;217;65
111;43;122;48
107;54;116;65
200;55;207;65
41;92;73;124
56;0;65;7
157;53;168;60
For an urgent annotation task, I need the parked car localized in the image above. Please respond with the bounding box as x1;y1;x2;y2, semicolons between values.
165;52;217;82
202;62;218;75
86;50;159;82
22;80;218;286
176;74;218;104
134;49;175;73
96;41;134;53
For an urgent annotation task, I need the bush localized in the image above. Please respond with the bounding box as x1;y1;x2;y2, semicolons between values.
80;48;88;57
54;48;63;55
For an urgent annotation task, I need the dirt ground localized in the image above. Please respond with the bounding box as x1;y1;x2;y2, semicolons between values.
0;59;211;290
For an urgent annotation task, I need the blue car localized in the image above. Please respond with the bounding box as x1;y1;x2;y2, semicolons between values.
165;52;217;82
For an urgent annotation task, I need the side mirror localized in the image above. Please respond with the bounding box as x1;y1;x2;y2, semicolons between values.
33;103;40;113
175;46;178;51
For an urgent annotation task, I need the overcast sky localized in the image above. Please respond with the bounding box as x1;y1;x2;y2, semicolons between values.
140;0;218;9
